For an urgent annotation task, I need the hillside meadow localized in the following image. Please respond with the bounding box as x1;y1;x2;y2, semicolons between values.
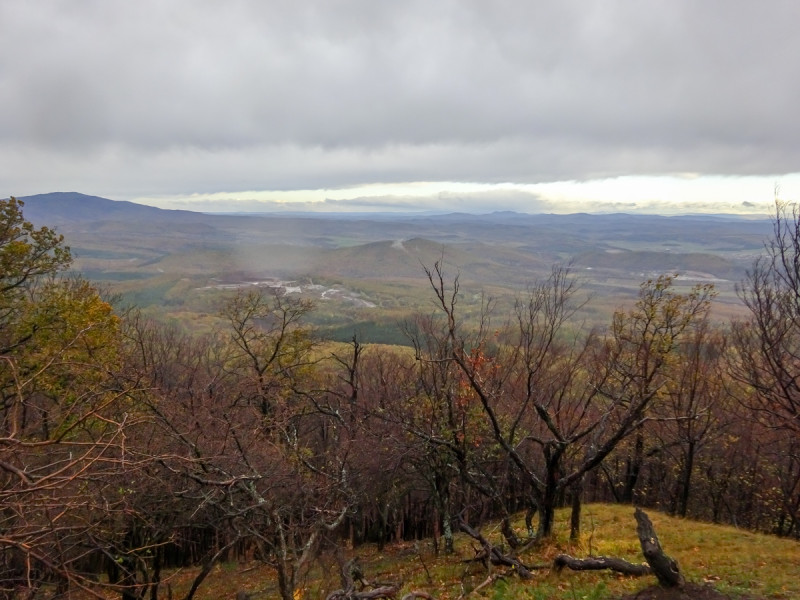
120;504;800;600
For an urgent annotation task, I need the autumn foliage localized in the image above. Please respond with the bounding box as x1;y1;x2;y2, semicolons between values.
1;196;798;599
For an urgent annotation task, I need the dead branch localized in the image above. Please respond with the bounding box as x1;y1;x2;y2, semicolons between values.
325;556;401;600
457;518;547;579
458;574;504;599
500;517;522;550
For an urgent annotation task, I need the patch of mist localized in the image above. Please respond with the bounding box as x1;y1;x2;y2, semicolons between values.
199;278;376;308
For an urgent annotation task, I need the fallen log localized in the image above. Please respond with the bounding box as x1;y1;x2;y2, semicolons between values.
553;554;652;576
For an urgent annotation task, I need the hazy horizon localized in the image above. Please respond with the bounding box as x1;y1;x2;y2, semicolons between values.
17;189;776;220
127;175;792;216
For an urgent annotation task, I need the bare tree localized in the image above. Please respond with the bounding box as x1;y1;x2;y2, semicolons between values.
661;322;728;517
422;263;713;539
732;199;800;435
131;288;358;600
731;198;800;535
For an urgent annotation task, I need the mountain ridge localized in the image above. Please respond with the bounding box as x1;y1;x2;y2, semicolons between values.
13;191;772;224
14;192;200;225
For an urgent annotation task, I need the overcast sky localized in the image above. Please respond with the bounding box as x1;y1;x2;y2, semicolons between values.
2;1;800;214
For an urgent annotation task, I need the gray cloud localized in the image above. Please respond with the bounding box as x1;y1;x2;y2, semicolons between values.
2;1;800;202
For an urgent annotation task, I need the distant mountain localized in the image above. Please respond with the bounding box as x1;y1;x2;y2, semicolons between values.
15;192;199;226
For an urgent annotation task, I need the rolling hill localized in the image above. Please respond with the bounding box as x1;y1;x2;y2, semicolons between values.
14;192;773;339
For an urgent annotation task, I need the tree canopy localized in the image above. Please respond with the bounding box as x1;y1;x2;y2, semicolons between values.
0;195;798;600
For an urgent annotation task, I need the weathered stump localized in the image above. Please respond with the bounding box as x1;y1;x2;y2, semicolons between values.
634;507;685;588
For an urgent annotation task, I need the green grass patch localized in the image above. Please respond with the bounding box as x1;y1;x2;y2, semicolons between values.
138;504;799;600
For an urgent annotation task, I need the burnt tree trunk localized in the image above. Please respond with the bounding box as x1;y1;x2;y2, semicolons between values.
537;444;563;538
570;475;584;541
622;432;644;503
676;441;696;518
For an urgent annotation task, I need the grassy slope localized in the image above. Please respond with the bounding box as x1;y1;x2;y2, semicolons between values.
157;504;799;600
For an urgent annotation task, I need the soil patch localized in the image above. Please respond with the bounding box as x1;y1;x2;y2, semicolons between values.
618;582;759;600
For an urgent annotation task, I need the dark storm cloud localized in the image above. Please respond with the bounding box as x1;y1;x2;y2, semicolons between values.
1;0;799;198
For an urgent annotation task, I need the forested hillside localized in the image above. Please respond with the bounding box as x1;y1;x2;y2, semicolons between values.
1;196;798;600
